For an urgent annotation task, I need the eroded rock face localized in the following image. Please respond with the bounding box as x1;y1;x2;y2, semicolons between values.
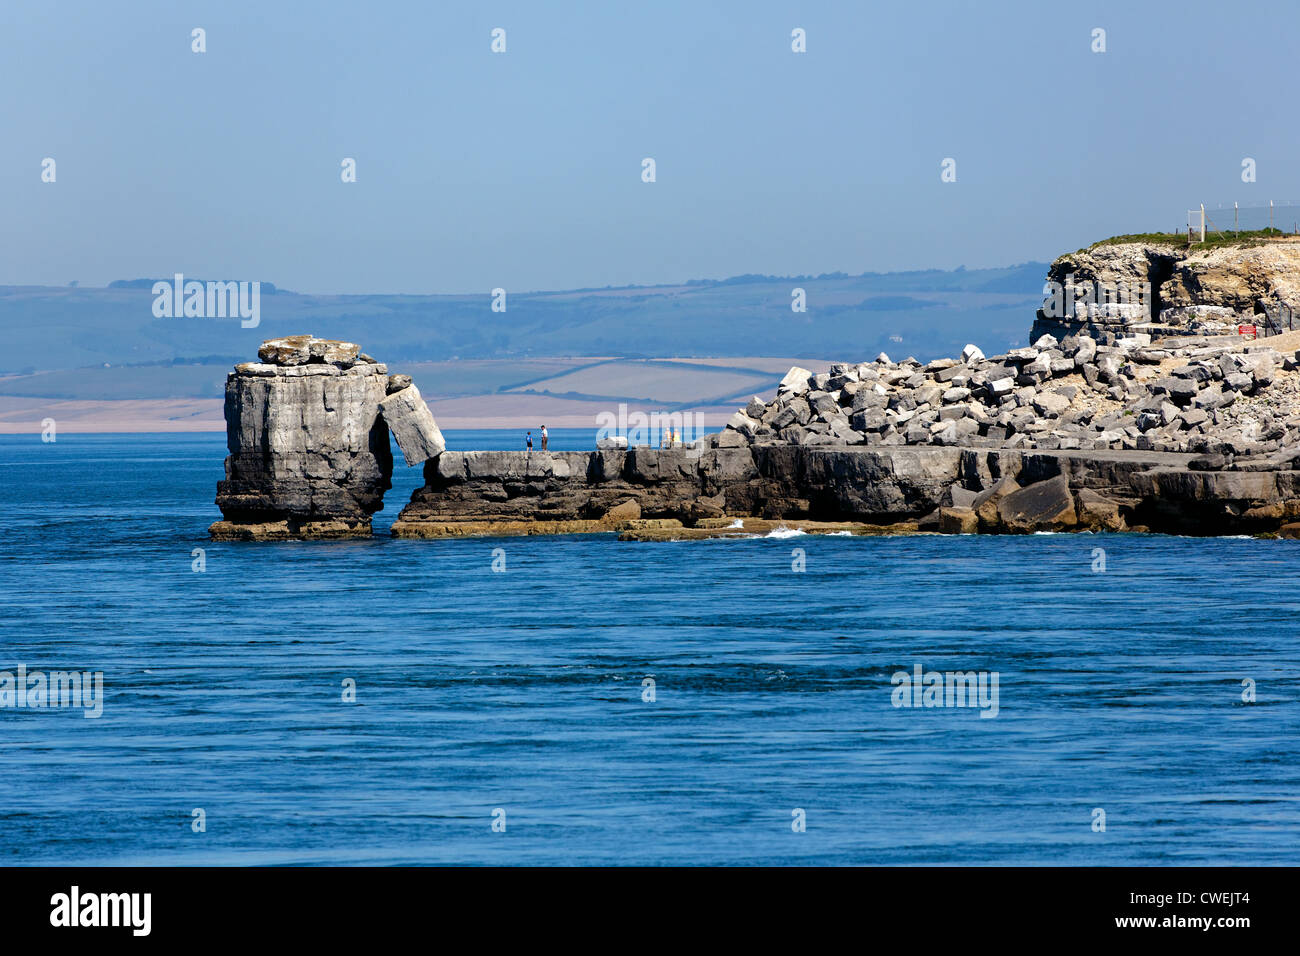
392;442;1300;538
211;335;445;539
395;444;963;535
991;474;1077;533
1031;239;1300;342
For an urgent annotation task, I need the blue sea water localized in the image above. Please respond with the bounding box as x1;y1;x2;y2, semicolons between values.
1;431;1298;866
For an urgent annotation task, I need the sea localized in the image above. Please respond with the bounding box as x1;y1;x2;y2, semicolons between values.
1;430;1297;865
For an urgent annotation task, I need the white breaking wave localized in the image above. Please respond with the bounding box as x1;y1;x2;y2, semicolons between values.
764;526;807;539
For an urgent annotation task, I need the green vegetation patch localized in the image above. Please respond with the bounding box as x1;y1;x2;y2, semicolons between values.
1083;228;1292;253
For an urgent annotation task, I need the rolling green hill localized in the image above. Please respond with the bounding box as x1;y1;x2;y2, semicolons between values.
0;262;1047;401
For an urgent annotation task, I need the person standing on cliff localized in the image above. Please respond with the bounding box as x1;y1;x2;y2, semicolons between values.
526;431;532;452
540;425;549;451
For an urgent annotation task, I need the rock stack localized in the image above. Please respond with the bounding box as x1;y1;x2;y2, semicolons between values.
716;334;1300;460
209;334;444;540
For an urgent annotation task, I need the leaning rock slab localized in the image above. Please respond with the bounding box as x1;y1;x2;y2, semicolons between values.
379;383;446;466
972;476;1020;529
997;474;1078;533
602;498;641;524
1076;488;1127;532
778;366;813;395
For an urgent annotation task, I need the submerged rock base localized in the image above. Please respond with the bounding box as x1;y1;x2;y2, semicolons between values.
391;445;1300;539
208;518;376;540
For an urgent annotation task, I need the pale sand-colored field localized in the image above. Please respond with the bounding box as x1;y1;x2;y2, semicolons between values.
668;357;835;374
0;397;225;433
421;394;734;429
400;357;610;397
0;394;736;434
0;355;804;433
503;360;778;404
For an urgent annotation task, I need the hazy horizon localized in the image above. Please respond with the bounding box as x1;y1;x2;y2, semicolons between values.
1;255;1053;297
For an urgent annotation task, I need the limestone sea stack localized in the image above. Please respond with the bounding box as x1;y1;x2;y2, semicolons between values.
209;334;444;540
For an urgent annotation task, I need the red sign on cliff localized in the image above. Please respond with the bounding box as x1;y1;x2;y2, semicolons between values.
1238;324;1258;338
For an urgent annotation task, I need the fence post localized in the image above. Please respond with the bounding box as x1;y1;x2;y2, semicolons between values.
1270;199;1274;231
1200;204;1205;242
1234;202;1238;232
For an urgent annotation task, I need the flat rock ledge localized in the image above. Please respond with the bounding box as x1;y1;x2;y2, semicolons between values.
208;518;375;540
390;445;1300;539
210;335;445;540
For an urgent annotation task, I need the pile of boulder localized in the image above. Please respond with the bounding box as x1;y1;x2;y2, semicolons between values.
718;332;1300;461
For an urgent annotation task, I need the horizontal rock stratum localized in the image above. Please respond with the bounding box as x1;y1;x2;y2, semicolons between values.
389;444;1300;539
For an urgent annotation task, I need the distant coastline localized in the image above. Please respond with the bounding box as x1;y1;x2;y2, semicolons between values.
0;395;735;435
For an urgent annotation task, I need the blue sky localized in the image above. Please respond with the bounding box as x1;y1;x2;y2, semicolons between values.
3;0;1299;293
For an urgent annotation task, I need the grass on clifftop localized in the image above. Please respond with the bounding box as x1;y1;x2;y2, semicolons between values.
1082;227;1294;253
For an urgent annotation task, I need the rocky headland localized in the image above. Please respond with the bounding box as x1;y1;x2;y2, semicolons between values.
211;240;1300;541
1029;237;1300;342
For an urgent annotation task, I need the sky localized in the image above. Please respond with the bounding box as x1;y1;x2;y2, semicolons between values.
3;0;1300;294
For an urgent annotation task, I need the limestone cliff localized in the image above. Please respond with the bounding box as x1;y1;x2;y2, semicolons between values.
1031;237;1300;341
